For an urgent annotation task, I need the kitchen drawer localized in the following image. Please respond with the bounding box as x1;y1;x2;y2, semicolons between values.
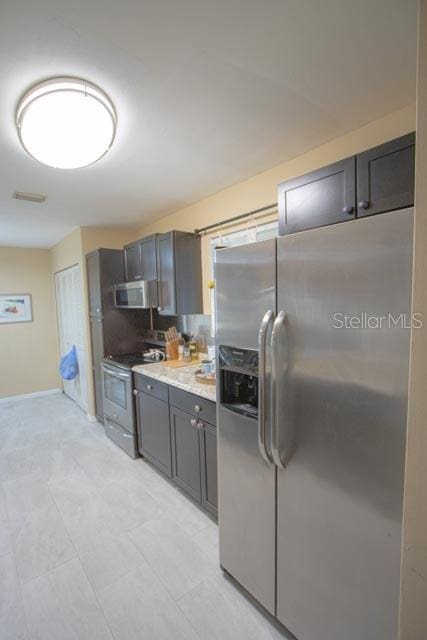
134;373;168;402
169;387;216;425
104;417;138;460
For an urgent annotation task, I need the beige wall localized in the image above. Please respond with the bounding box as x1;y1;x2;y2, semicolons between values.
0;247;59;399
136;103;416;313
399;2;427;638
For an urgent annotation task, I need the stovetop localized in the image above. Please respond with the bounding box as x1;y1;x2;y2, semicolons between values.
103;353;153;370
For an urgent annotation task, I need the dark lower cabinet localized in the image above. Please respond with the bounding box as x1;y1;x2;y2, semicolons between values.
170;406;202;501
356;132;415;217
170;405;218;516
200;422;218;517
135;375;217;517
135;390;172;477
278;156;356;235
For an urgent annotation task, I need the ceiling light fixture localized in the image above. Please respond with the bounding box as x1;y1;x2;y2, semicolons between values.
16;77;117;169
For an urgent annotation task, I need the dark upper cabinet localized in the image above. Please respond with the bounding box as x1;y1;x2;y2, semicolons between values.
86;251;102;315
124;243;142;281
157;231;202;316
356;132;415;218
278;133;415;235
140;235;158;281
157;233;176;315
86;248;125;317
170;406;202;501
200;421;218;516
278;157;356;235
124;234;159;282
136;390;172;478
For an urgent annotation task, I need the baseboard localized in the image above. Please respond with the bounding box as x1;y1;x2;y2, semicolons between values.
0;388;62;405
87;414;98;422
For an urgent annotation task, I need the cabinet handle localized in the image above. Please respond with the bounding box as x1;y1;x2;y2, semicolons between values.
342;205;354;215
146;384;153;390
133;389;138;396
194;404;201;413
190;418;198;427
158;306;163;312
197;421;204;430
358;200;370;210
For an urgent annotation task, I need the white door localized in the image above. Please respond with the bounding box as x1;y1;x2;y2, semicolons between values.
54;264;88;411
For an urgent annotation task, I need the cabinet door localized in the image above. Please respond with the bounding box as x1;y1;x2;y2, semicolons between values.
125;243;142;281
357;132;415;217
140;235;158;281
136;391;172;477
170;406;202;502
200;422;218;517
278;157;356;235
157;232;176;315
86;251;102;315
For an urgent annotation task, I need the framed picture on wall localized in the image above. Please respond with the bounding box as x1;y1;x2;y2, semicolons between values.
0;294;33;324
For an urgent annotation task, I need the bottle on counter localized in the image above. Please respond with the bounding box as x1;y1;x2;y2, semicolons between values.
183;346;192;363
177;332;185;361
188;335;198;361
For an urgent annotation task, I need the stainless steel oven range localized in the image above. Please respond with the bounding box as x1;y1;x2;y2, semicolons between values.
101;353;157;458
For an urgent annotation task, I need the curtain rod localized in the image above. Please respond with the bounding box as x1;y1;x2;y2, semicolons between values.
194;202;277;235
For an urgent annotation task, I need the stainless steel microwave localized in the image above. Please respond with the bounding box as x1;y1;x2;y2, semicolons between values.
114;280;158;309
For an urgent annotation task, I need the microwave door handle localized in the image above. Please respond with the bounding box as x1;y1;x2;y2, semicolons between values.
258;309;274;463
271;310;288;469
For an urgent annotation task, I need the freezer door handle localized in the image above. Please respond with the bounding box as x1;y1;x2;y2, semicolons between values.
271;310;288;469
258;309;274;463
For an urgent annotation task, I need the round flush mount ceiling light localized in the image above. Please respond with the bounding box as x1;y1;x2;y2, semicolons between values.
16;77;117;169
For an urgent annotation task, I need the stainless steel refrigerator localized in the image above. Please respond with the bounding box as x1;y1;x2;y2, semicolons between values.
215;208;413;640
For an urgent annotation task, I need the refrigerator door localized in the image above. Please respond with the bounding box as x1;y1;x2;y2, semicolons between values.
215;239;276;614
275;209;413;640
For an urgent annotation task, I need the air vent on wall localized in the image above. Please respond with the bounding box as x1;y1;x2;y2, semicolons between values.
13;191;47;203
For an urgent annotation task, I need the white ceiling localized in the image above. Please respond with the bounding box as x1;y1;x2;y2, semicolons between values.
0;0;417;248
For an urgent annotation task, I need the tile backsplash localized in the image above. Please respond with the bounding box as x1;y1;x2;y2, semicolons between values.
152;312;214;350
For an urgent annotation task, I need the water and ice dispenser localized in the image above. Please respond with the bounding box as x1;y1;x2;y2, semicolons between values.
218;345;258;419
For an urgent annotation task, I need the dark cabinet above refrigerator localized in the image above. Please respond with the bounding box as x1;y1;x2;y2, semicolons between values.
278;132;415;235
356;132;415;218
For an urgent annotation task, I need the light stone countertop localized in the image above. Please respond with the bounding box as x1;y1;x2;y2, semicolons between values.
132;361;217;402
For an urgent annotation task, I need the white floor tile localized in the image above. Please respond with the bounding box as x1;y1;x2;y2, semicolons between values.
128;515;217;600
0;394;288;640
10;503;76;584
22;558;113;640
178;574;287;640
97;564;200;640
0;553;28;640
79;531;145;593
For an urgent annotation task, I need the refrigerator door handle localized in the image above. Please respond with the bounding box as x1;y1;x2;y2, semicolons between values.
258;309;274;463
271;310;287;469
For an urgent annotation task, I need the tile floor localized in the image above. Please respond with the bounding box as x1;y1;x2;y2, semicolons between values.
0;392;288;640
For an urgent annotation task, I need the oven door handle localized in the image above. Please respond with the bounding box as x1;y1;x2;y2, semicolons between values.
102;365;131;380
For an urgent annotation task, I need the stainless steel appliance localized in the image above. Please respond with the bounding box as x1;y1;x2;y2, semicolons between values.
102;350;165;458
114;280;158;309
215;208;414;640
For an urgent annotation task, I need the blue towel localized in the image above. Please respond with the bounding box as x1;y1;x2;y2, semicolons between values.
59;345;79;380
